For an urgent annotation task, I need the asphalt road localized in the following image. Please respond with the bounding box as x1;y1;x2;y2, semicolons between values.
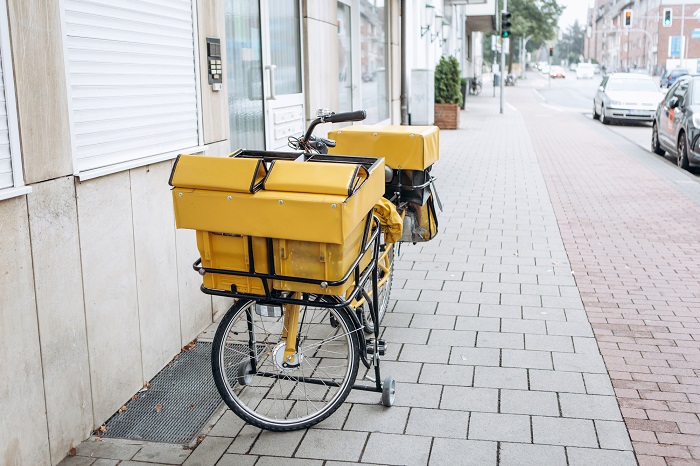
523;71;700;177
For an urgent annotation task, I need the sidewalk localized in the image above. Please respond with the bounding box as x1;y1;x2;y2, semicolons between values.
62;92;639;466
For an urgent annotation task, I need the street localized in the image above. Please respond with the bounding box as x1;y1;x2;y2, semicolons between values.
527;70;700;178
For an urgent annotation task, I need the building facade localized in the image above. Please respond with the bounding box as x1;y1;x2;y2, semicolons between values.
0;1;494;465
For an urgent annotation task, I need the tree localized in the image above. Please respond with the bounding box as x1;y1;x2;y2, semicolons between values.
553;20;585;66
500;0;564;71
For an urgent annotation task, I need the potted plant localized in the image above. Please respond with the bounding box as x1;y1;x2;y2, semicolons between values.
434;56;463;129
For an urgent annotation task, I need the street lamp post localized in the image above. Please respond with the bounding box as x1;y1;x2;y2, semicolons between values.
500;0;507;114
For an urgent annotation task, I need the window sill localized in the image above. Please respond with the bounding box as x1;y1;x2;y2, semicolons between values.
75;145;210;181
0;185;32;202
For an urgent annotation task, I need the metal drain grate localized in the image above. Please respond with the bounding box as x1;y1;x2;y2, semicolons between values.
101;341;226;444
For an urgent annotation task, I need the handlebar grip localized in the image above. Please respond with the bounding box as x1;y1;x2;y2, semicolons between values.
325;110;367;123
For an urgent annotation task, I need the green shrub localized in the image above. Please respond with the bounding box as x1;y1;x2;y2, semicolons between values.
435;56;463;106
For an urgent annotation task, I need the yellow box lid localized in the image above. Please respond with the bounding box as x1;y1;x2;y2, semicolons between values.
328;125;439;170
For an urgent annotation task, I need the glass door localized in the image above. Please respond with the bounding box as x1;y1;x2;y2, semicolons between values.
337;1;353;112
225;0;265;150
261;0;305;150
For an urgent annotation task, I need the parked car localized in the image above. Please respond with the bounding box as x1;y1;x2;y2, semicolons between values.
651;75;700;170
593;64;601;75
550;66;567;79
576;63;595;79
539;64;550;74
660;68;689;88
569;63;578;71
593;73;665;124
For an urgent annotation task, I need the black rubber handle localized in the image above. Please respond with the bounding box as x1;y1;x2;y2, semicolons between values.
325;110;366;123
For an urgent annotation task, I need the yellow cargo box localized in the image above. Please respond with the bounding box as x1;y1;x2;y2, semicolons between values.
171;153;384;296
328;125;439;170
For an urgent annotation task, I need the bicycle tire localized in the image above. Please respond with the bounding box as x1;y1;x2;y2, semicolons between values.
212;296;360;431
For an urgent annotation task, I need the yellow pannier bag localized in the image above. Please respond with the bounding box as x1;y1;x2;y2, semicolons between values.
170;153;385;296
328;125;439;170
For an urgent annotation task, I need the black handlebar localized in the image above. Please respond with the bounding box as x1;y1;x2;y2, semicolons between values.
324;110;367;123
302;110;367;148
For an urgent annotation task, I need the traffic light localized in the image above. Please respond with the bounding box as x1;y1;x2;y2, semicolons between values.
549;47;553;57
663;8;672;27
623;9;632;28
501;12;512;38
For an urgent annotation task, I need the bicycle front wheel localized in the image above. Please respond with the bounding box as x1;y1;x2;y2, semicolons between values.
211;296;360;431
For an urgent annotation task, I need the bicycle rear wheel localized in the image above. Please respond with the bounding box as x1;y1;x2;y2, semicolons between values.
211;295;360;431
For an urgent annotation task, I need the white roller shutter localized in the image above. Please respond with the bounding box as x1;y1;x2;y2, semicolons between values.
0;33;13;189
64;0;200;173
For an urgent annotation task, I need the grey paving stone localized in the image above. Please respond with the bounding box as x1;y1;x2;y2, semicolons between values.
413;261;448;272
392;382;442;408
501;318;547;334
500;389;559;416
381;312;413;328
406;407;470;439
207;411;246;438
399;344;450;364
595;420;633;450
421;290;461;303
450;347;501;366
344;404;409;434
404;279;444;290
428;329;476;346
419;363;474;386
481;282;521;294
441;386;498;412
443;281;483;292
436;302;479;316
473;367;528;390
361;433;431;466
76;439;142;461
426;271;465;281
537;275;576;286
455;316;500;332
226;425;259;454
462;272;501;283
296;429;367;462
572;336;601;354
316;401;351;430
525;334;573;352
559;393;623;421
522;307;566;321
499;443;567;466
583;373;615;396
383;327;430;345
120;461;175;466
501;349;553;369
214;455;258;466
58;457;98;466
501;293;542;307
564;309;590;322
532;417;598;448
411;314;457;330
542;296;584;309
459;291;501;305
367;360;422;383
255;458;321;466
500;273;538;284
476;331;524;349
546;321;594;337
429;439;497;465
529;370;586;393
567;447;637;466
394;270;428;280
132;443;191;464
479;304;522;318
468;412;531;442
250;429;305;457
520;284;560;297
93;460;119;466
553;353;607;373
184;437;234;466
391;301;436;315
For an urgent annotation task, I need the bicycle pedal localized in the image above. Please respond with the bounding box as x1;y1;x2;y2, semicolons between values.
365;339;387;356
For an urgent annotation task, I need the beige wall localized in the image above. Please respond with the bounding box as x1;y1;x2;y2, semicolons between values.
7;0;72;184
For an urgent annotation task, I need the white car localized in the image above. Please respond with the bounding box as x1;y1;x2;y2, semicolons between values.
576;63;595;79
593;73;665;124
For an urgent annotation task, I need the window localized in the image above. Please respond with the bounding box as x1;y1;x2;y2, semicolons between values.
0;0;26;199
360;0;389;124
63;0;203;177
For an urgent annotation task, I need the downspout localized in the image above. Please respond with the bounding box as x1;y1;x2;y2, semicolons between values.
400;0;409;125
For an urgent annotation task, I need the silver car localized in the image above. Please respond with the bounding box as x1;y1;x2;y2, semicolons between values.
593;73;665;124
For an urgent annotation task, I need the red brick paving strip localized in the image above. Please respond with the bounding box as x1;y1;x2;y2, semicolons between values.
514;93;700;465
